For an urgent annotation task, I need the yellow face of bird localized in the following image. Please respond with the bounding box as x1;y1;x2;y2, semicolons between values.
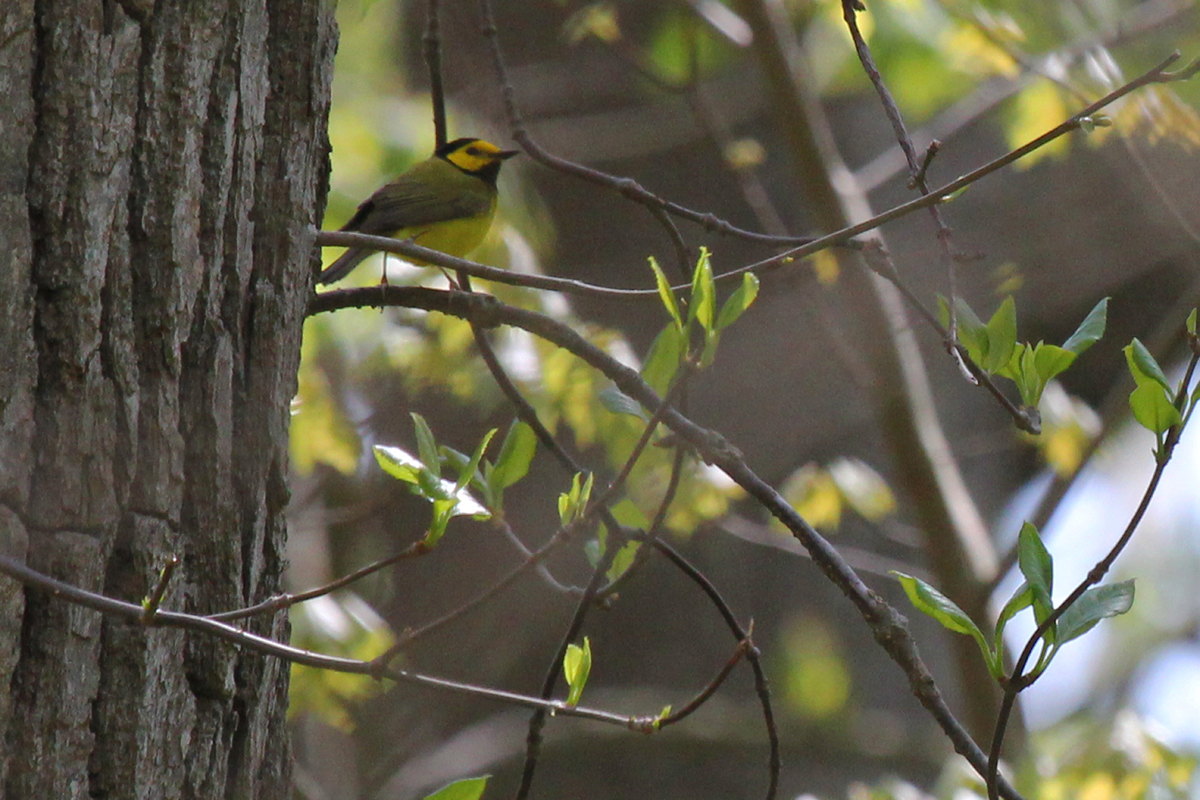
443;138;517;175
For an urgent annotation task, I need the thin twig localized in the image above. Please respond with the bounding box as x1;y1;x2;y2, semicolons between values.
475;0;835;250
657;630;753;727
721;52;1197;284
647;533;781;799
0;554;653;729
424;0;447;147
859;243;1038;433
208;540;430;622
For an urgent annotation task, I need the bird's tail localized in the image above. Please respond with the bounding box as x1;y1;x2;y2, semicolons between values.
318;247;371;285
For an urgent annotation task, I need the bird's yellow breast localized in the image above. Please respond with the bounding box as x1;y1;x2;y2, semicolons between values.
399;197;499;265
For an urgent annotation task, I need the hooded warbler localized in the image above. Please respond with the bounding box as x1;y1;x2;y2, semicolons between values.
319;137;520;285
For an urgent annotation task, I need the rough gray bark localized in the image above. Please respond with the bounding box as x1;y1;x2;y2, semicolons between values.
0;0;334;797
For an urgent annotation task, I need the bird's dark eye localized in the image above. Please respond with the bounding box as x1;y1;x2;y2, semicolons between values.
467;147;481;156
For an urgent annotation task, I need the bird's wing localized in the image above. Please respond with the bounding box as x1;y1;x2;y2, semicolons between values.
341;168;494;235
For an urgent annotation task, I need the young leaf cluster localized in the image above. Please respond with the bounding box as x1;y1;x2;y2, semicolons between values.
373;416;538;543
947;296;1107;412
894;521;1134;683
558;471;596;527
644;248;759;392
1123;312;1200;458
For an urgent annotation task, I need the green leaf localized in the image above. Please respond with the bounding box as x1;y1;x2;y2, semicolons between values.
490;421;537;492
715;272;760;331
1187;308;1197;335
563;637;593;706
1013;344;1040;406
948;297;987;366
892;572;995;674
995;581;1033;644
1126;339;1171;390
455;429;497;494
648;256;683;330
1129;381;1181;435
1056;580;1135;645
578;472;594;514
983;296;1017;373
1061;298;1108;354
1033;344;1076;385
1017;521;1054;631
697;330;721;370
606;539;641;582
688;247;716;333
412;413;441;475
426;498;456;545
641;323;685;395
422;776;491;800
598;385;648;420
374;444;424;485
374;444;488;518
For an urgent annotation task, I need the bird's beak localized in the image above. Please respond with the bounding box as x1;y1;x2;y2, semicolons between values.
498;149;520;160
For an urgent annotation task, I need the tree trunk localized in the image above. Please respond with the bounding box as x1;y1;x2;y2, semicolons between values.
0;0;333;796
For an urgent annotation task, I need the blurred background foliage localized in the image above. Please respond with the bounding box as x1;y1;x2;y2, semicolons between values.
289;0;1200;798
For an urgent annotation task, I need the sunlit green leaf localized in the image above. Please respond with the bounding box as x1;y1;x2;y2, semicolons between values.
558;472;594;526
1129;381;1181;435
983;296;1017;373
1014;344;1041;406
648;256;683;330
689;248;716;334
563;637;593;706
455;429;497;494
1034;344;1076;385
373;443;424;485
490;421;537;492
427;498;458;545
606;539;641;582
412;413;441;475
374;445;489;520
422;775;490;800
698;330;721;370
715;272;760;331
641;323;685;395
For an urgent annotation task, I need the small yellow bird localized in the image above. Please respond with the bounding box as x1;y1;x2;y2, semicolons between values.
319;137;520;285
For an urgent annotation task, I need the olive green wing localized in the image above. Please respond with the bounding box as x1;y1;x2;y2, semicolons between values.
342;160;494;235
